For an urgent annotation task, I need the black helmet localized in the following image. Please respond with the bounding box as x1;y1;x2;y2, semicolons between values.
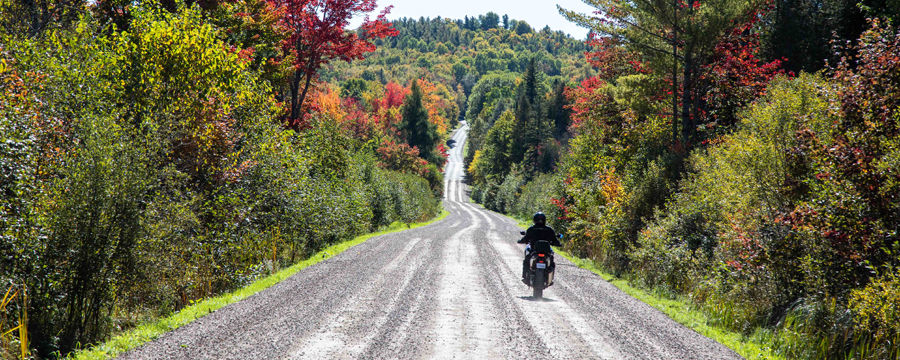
533;212;546;225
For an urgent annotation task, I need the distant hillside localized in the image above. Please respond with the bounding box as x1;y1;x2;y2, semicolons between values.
321;13;596;118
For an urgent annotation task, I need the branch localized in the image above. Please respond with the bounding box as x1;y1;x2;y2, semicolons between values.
608;33;683;59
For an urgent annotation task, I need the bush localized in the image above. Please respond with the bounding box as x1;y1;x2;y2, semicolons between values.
494;172;525;213
850;271;900;346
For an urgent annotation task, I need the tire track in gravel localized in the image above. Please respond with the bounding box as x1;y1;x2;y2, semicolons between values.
118;121;743;360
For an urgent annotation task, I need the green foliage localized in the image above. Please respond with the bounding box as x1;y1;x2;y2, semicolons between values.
42;114;153;352
319;14;595;98
0;0;85;36
464;72;518;122
468;110;516;186
637;73;834;314
514;20;532;35
850;270;900;342
341;78;369;101
510;172;561;218
400;80;441;165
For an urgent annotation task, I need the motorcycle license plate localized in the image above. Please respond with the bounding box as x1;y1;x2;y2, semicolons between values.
536;263;547;269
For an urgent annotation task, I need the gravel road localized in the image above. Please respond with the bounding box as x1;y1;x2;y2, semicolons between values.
119;122;743;360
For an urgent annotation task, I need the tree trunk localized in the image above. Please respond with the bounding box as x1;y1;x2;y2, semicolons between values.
289;68;302;121
681;52;693;144
672;2;679;145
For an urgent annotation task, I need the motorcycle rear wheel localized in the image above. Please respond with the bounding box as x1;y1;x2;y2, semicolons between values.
533;269;544;299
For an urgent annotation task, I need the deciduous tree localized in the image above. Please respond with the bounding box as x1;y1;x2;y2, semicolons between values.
272;0;397;129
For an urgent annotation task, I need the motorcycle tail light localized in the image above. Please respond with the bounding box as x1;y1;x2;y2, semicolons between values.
538;253;545;257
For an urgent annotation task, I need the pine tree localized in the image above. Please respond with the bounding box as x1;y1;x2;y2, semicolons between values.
514;59;549;177
547;79;570;139
401;80;440;164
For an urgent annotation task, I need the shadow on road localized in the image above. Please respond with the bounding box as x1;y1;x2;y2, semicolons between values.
517;295;557;302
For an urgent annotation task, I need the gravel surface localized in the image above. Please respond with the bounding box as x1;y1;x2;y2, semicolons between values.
118;122;743;360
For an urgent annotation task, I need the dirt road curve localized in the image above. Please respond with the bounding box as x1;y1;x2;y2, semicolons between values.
119;122;743;360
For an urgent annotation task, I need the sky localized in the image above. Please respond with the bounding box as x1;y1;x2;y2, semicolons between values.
349;0;598;40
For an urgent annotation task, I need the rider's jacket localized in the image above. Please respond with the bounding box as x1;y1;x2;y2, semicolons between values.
517;224;561;249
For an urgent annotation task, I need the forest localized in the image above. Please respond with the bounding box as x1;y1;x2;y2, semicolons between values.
1;0;899;358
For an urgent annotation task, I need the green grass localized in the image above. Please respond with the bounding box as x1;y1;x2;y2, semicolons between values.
508;216;783;360
461;133;468;158
70;210;449;360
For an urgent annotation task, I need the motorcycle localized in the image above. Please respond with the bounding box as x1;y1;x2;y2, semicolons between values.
519;231;561;299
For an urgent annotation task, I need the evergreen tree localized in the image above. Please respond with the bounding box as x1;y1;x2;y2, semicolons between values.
547;79;571;139
502;14;509;29
515;20;532;35
514;59;548;177
401;80;440;164
481;12;500;30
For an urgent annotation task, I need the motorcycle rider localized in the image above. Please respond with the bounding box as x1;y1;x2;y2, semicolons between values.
518;212;561;284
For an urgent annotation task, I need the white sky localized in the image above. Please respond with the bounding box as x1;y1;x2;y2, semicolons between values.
350;0;597;40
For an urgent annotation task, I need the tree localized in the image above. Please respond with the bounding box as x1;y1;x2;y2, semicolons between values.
701;18;786;129
400;80;440;164
451;62;468;83
272;0;397;129
481;12;499;30
340;78;369;101
468;110;516;185
560;0;767;144
502;14;509;29
514;58;548;176
547;79;571;139
515;20;532;35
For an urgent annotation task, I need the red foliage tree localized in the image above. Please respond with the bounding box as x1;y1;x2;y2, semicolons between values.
584;35;648;81
566;76;620;134
271;0;397;129
700;16;787;131
379;81;408;110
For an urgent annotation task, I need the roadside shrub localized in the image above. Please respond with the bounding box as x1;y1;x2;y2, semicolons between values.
850;271;900;346
35;114;153;353
422;163;445;198
639;73;834;289
510;172;559;218
494;172;525;214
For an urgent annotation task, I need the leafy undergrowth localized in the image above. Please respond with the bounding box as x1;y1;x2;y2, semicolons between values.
69;210;448;360
509;216;782;360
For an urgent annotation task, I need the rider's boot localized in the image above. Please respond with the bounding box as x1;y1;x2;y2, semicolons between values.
521;259;530;285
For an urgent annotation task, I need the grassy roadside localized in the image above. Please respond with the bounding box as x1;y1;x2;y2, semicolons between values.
71;210;449;360
507;214;782;360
